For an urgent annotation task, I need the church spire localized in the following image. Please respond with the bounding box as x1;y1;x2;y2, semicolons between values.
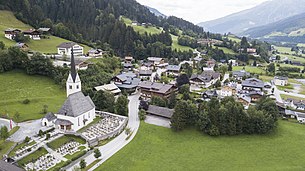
70;49;77;83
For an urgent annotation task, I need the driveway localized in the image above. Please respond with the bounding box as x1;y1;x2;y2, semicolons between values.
8;119;46;142
145;115;171;128
66;93;141;171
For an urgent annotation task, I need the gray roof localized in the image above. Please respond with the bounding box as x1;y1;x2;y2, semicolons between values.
115;72;137;82
114;72;140;89
139;70;152;76
166;65;181;71
0;161;24;171
58;92;95;117
138;81;176;94
57;42;78;48
190;71;220;83
233;70;250;78
193;56;203;62
123;63;133;68
274;76;288;81
70;49;77;82
44;112;57;121
146;105;174;119
242;78;264;89
55;118;73;126
38;28;50;32
239;94;251;103
285;109;296;116
296;112;305;118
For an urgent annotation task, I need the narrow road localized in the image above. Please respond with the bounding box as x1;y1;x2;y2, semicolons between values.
273;85;283;103
66;93;140;171
221;73;229;85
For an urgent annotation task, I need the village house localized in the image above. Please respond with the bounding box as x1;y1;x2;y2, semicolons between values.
202;89;218;100
247;48;257;55
123;63;133;71
88;49;103;57
190;71;221;88
42;51;96;132
23;29;41;40
131;21;139;26
125;56;134;64
4;28;21;40
166;65;181;77
37;27;51;34
228;59;238;66
147;57;164;66
220;85;236;97
238;94;251;108
286;98;305;111
232;70;250;80
57;42;84;56
296;112;305;123
193;56;203;64
242;78;264;91
146;105;174;119
139;70;153;80
138;81;177;100
94;83;121;96
274;76;288;86
111;72;141;94
14;43;29;51
41;112;57;127
248;91;264;102
140;62;154;71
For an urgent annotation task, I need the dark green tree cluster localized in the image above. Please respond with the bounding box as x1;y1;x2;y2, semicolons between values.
178;36;199;48
0;126;9;139
171;96;278;136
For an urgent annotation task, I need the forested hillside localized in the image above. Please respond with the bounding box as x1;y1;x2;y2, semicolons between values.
0;0;204;60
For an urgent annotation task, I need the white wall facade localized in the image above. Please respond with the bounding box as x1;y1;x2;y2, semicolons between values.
66;73;82;97
58;45;84;56
274;79;288;86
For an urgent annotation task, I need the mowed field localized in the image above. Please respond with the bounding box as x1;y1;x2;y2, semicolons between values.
0;70;66;122
97;121;305;171
121;16;193;52
0;10;90;54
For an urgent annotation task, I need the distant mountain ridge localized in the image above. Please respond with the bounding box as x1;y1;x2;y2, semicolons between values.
146;6;166;18
198;0;305;34
242;12;305;43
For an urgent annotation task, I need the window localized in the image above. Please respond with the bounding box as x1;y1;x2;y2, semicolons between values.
77;85;79;89
69;85;72;89
88;112;90;118
78;117;80;126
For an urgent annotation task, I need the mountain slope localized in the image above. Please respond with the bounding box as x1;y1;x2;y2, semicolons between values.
242;12;305;43
146;6;166;18
198;0;305;34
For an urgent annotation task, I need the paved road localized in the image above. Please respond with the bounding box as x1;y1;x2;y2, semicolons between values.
279;90;305;99
273;85;283;103
66;93;140;171
221;73;230;85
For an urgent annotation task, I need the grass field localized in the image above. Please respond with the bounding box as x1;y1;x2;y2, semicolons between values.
121;16;193;52
47;135;86;150
0;10;90;54
227;35;241;42
97;121;305;171
232;66;266;74
213;45;236;55
0;70;66;122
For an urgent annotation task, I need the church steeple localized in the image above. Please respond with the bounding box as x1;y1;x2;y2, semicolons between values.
70;49;77;83
66;49;81;97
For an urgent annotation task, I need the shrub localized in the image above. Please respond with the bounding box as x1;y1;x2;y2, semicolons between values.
23;99;30;104
24;136;30;143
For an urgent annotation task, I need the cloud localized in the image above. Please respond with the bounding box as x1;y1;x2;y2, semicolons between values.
136;0;268;24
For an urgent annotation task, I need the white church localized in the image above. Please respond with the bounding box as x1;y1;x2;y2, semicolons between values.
42;50;96;132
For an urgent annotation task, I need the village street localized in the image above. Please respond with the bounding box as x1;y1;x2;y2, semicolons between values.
66;93;140;171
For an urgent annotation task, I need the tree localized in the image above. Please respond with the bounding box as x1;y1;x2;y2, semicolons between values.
267;63;275;74
93;91;115;113
181;63;193;77
13;112;20;122
171;100;197;131
176;73;189;87
138;109;146;120
0;41;4;50
167;92;177;109
41;105;48;114
214;80;221;88
228;61;232;71
94;148;102;159
24;136;31;143
253;60;257;67
115;95;129;116
240;37;250;50
151;96;167;107
0;126;9;139
79;159;86;169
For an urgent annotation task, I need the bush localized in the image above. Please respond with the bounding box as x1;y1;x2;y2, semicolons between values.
138;109;146;121
45;134;50;140
24;136;30;143
23;99;30;104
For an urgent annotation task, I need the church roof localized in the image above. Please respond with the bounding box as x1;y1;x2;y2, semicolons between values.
55;118;74;126
58;92;95;117
43;112;57;121
70;49;77;82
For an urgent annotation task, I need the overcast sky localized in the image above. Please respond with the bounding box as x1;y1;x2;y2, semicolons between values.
136;0;269;24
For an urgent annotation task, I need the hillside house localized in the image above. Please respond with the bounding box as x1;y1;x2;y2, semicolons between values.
57;42;84;56
228;59;238;66
23;29;41;40
232;70;250;80
138;81;177;100
242;78;264;91
4;28;21;40
274;76;288;86
125;56;134;64
139;70;153;80
94;83;121;96
166;65;181;77
146;105;174;119
14;43;29;51
190;71;220;88
111;72;141;94
147;57;164;66
220;85;236;97
88;49;103;57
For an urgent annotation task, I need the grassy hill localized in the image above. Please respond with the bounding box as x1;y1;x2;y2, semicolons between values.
121;16;193;52
0;10;90;54
0;70;66;122
98;121;305;171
